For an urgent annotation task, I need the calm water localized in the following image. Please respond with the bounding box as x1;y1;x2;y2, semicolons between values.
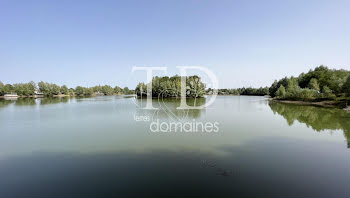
0;96;350;198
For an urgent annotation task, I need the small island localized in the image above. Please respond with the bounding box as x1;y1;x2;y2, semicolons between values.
135;75;206;98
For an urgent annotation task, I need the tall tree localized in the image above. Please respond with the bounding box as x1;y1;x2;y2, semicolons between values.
114;86;122;94
343;75;350;96
308;78;320;91
123;87;131;94
60;85;69;95
0;81;4;96
275;85;286;99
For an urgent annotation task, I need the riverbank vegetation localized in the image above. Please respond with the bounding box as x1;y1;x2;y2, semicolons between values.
269;66;350;102
0;81;134;97
210;87;270;96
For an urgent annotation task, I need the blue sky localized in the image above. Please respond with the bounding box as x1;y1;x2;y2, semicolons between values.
1;0;349;88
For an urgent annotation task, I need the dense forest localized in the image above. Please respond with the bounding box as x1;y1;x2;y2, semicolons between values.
0;81;134;97
270;66;350;101
135;75;206;98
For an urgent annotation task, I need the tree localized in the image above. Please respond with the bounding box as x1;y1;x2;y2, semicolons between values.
114;86;122;94
322;86;336;99
270;65;350;101
38;81;60;96
298;65;349;94
343;75;350;96
275;85;286;99
38;81;49;95
285;77;301;99
308;78;320;91
86;87;94;96
68;88;75;96
123;87;131;95
51;84;60;95
298;88;317;101
0;81;4;96
186;75;206;98
12;82;36;96
136;75;205;98
101;85;114;95
2;84;14;94
269;77;289;97
60;85;69;95
75;86;85;96
135;83;147;97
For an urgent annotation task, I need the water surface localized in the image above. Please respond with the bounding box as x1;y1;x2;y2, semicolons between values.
0;96;349;198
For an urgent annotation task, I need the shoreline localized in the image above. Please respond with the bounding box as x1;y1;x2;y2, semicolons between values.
270;98;349;111
0;94;133;99
0;95;69;99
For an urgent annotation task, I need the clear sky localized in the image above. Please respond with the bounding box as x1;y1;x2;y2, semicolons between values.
1;0;349;89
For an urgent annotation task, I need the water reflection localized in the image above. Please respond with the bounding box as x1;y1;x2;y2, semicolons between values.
0;99;15;109
0;97;71;107
269;101;350;147
14;98;36;106
40;97;69;105
135;97;206;119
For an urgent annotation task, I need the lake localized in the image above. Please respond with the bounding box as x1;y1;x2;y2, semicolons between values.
0;95;350;198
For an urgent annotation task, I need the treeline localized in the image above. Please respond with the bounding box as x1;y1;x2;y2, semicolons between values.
270;66;350;101
0;81;134;97
209;87;269;96
0;81;37;96
135;75;206;98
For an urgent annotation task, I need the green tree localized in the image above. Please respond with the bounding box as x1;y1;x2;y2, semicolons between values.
38;81;60;96
75;86;85;96
68;88;75;96
275;85;286;99
123;87;131;94
322;86;336;99
298;65;349;94
101;85;114;95
114;86;122;94
60;85;69;95
269;77;289;97
136;75;205;98
86;87;94;96
2;84;14;94
285;77;301;99
38;81;49;95
12;82;36;96
51;84;60;95
186;75;206;98
135;83;147;97
0;81;4;96
343;75;350;96
308;78;320;91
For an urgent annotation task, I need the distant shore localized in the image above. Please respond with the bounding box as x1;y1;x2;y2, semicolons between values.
0;94;69;99
0;94;135;99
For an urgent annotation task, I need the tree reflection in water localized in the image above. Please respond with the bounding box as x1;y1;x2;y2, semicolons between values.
269;101;350;147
